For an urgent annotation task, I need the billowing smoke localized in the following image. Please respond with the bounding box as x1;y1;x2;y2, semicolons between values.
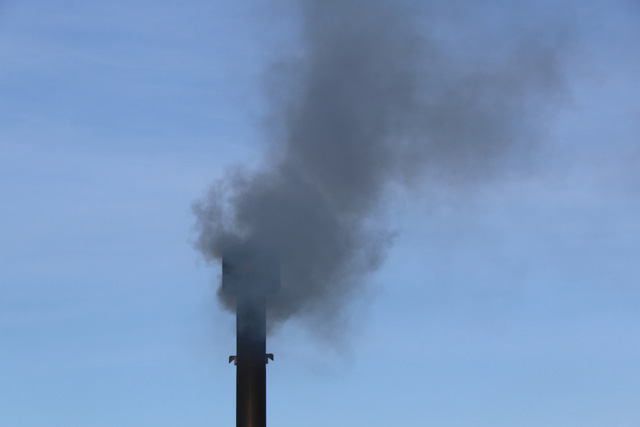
193;0;566;333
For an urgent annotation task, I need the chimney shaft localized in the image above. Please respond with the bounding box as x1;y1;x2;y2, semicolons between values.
223;243;278;427
235;294;267;427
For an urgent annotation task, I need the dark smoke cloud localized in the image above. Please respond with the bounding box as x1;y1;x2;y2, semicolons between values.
193;0;568;333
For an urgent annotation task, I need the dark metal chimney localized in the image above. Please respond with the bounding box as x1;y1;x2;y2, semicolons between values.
223;243;279;427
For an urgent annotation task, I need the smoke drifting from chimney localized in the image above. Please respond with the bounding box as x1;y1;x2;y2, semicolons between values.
193;0;567;334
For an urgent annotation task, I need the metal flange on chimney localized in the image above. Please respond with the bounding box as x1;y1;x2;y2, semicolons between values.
223;242;279;427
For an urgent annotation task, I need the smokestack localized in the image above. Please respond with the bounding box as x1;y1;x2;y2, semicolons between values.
223;242;279;427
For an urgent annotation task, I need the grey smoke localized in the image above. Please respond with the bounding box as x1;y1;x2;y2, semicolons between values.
193;0;567;333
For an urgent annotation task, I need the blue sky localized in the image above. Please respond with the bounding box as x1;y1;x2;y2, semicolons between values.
2;1;639;426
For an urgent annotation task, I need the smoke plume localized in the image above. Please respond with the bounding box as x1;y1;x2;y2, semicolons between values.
193;0;567;333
